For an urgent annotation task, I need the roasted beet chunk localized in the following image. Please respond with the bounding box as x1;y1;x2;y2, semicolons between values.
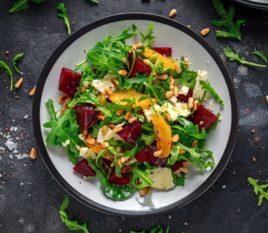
128;52;151;78
152;47;172;56
177;89;193;103
109;170;130;185
73;159;96;177
135;144;167;166
191;105;218;131
74;104;98;130
170;161;184;172
59;67;82;97
118;121;142;145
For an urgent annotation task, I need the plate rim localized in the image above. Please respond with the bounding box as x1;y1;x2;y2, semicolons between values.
232;0;268;9
32;12;238;216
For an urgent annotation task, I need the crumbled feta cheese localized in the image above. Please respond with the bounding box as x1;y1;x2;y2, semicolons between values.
175;102;191;117
79;147;95;159
149;167;175;190
62;139;70;147
91;74;116;93
169;96;177;104
78;134;85;142
193;69;208;99
179;85;189;95
97;126;122;143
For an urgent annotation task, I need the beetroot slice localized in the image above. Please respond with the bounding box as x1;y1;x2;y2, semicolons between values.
135;144;167;166
109;170;130;185
152;47;172;56
118;121;142;145
171;161;184;172
74;104;98;130
59;67;82;97
190;105;218;131
128;52;151;78
177;89;193;103
73;159;96;177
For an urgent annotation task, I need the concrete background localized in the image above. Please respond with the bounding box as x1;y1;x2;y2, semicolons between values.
0;0;267;232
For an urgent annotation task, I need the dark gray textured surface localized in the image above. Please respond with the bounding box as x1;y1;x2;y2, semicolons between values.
0;1;267;233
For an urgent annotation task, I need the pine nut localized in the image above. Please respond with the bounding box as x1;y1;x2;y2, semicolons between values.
166;115;172;121
133;43;143;49
125;111;132;121
29;86;36;96
101;126;109;136
179;148;186;154
80;86;86;93
165;91;174;99
58;94;69;104
128;116;137;124
122;166;132;174
169;9;177;18
175;63;182;74
200;27;210;37
104;155;114;161
118;69;128;76
15;78;23;89
170;84;175;91
82;129;88;137
60;103;68;114
139;187;151;197
266;95;268;104
192;139;198;148
86;137;95;145
179;167;188;173
111;78;119;87
29;147;37;160
108;124;115;129
97;115;106;121
120;156;130;164
153;149;163;157
188;97;194;109
170;77;175;85
157;74;168;80
116;110;124;116
113;126;124;133
105;88;113;96
171;134;179;142
173;86;179;97
193;100;199;111
143;59;151;66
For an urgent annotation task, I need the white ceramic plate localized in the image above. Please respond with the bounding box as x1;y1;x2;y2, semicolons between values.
232;0;268;9
33;13;238;215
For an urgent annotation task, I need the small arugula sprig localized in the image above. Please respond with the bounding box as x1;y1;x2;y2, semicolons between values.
211;0;246;40
224;47;267;68
9;0;46;13
200;80;224;108
252;51;268;64
0;60;14;91
13;53;25;74
59;197;90;233
57;3;71;35
248;177;268;207
130;225;169;233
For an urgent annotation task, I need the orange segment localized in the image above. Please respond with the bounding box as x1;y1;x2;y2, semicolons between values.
151;113;172;158
109;90;155;109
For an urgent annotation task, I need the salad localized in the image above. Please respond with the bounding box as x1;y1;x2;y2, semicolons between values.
43;24;223;201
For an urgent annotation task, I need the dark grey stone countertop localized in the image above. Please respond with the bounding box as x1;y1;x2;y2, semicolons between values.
0;1;267;233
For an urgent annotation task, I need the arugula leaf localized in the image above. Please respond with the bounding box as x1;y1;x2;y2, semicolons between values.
132;166;153;190
140;23;155;48
130;225;169;233
57;3;71;35
211;0;246;40
9;0;46;13
177;66;197;89
59;197;90;233
200;80;224;107
0;60;14;91
43;99;82;164
176;142;214;171
87;0;99;5
248;177;268;206
172;173;185;187
252;51;268;64
13;53;25;74
224;47;266;68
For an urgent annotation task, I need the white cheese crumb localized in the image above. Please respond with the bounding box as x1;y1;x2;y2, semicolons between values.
79;147;95;159
97;126;122;143
193;69;208;99
91;74;116;93
62;139;70;147
179;85;189;95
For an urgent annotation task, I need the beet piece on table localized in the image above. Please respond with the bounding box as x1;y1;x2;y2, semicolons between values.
152;47;172;56
109;170;130;185
191;105;218;131
135;144;167;166
73;159;96;177
118;121;142;145
74;104;98;130
59;67;82;97
128;52;151;78
177;89;193;103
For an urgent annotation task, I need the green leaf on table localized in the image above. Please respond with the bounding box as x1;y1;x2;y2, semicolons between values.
13;53;25;74
9;0;46;13
87;0;99;5
200;80;224;107
57;3;71;35
248;177;268;206
130;225;169;233
0;60;14;91
252;51;268;63
224;47;266;68
59;197;90;233
211;0;246;40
